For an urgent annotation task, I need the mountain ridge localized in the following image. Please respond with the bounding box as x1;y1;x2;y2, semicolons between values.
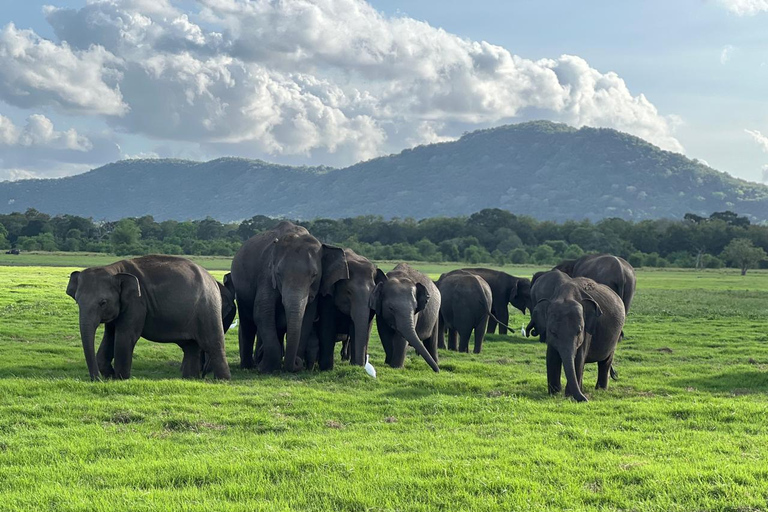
2;121;767;222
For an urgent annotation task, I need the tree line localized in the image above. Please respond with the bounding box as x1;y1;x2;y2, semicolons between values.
1;208;766;272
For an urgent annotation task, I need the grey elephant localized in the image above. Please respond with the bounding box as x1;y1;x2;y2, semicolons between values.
230;221;349;372
554;254;636;314
370;263;440;372
530;270;625;402
317;249;382;370
458;268;531;335
436;270;493;353
65;255;231;380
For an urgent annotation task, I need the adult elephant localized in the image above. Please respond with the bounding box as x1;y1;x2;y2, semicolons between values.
458;268;531;335
230;221;349;372
554;254;636;314
436;270;493;353
370;263;440;372
65;255;231;381
317;249;383;370
531;271;625;402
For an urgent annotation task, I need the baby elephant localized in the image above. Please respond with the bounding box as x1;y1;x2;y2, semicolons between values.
437;270;493;353
530;272;624;402
66;255;231;380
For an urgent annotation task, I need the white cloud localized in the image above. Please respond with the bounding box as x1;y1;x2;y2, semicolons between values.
719;0;768;15
720;45;734;64
0;114;91;151
0;23;127;116
762;164;768;183
0;0;684;169
745;129;768;152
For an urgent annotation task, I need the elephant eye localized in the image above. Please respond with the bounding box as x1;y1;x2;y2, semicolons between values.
99;299;107;307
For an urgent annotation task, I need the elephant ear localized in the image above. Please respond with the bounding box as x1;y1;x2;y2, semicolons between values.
368;282;384;312
554;259;576;276
320;244;349;296
415;282;430;314
374;268;387;285
66;271;81;300
115;273;142;305
223;272;235;298
581;293;603;336
218;281;236;331
509;278;531;315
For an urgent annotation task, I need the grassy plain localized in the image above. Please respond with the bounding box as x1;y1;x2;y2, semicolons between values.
0;253;766;511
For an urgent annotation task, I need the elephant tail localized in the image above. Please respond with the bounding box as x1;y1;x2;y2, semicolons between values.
488;311;515;334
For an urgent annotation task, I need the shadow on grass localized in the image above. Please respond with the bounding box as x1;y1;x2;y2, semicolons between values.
671;368;768;395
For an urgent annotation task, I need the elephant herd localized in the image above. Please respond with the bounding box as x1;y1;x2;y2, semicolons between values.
65;220;636;402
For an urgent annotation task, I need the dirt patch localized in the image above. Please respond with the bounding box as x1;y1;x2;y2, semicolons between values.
326;420;345;429
656;347;673;354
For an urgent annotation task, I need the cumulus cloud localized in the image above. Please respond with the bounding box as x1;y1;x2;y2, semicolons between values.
0;114;120;179
745;129;768;152
719;0;768;15
0;0;684;170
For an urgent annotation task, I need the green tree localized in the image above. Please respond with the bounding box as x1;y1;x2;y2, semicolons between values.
111;219;141;248
721;238;767;275
532;244;556;264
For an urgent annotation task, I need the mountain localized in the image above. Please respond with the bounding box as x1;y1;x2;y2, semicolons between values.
2;121;767;222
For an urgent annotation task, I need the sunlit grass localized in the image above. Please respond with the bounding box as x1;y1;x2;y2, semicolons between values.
0;258;766;510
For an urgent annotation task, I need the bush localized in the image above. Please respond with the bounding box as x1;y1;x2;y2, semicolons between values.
628;252;644;268
509;248;529;264
532;244;555;264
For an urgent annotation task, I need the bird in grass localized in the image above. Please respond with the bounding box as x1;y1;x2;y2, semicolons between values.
364;354;376;378
521;324;526;337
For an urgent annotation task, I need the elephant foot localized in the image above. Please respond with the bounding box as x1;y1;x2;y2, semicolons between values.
548;385;561;395
99;365;115;379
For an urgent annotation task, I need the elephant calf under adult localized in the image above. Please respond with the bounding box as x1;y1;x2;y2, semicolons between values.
317;249;382;370
66;255;231;380
436;270;493;353
458;268;531;335
530;270;625;402
370;263;441;372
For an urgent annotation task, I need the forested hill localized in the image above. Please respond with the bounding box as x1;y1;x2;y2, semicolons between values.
2;121;767;222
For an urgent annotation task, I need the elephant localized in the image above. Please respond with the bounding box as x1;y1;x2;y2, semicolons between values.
230;221;349;372
317;249;382;370
219;272;237;331
554;254;636;314
436;270;493;353
525;269;572;344
65;255;231;381
370;263;441;372
530;271;625;402
457;268;531;335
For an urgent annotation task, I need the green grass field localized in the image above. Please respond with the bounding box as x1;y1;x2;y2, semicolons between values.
0;254;767;511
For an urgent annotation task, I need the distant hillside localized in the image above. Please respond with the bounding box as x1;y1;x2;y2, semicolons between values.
2;121;767;222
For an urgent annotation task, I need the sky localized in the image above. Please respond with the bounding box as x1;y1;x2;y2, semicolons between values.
0;0;767;185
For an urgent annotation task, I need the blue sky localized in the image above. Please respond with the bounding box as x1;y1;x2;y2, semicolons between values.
1;0;767;184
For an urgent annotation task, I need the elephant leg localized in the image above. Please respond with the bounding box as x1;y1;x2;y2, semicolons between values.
254;293;283;373
197;321;231;380
96;323;116;378
447;328;459;351
112;332;140;380
424;322;440;363
238;309;258;370
498;307;509;335
597;354;613;390
180;342;202;379
377;319;395;366
473;315;489;354
390;335;408;368
437;315;446;350
546;345;562;395
318;302;337;371
458;328;471;353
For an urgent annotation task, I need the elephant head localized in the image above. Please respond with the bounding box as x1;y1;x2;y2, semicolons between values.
510;277;532;315
66;269;141;380
369;271;440;372
329;253;384;366
540;288;602;402
219;272;236;331
268;235;348;371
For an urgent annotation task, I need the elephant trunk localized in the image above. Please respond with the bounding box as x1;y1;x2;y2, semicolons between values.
349;304;372;367
79;310;100;381
561;348;588;402
283;294;309;372
398;318;439;373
